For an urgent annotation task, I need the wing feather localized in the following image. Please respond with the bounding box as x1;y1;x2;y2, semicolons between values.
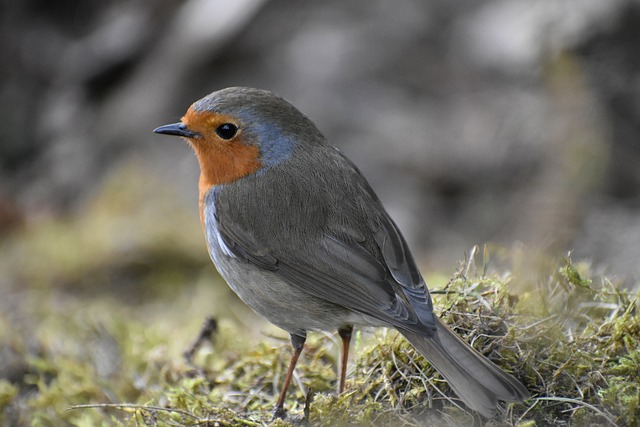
211;148;436;333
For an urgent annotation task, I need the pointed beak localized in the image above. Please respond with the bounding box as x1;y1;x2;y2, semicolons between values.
153;122;200;138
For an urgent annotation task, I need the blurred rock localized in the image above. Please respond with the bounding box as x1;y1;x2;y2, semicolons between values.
1;0;639;283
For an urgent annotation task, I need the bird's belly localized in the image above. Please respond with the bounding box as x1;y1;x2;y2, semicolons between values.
209;247;376;335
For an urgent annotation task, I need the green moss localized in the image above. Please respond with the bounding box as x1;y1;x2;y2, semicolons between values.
0;380;18;411
1;171;639;427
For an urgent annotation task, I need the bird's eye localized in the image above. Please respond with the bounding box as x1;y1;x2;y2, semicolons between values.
215;123;238;140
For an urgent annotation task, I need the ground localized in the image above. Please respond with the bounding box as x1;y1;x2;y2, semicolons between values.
0;169;638;426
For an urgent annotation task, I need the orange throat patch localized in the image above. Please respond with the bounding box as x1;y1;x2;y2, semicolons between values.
180;109;262;226
194;142;261;227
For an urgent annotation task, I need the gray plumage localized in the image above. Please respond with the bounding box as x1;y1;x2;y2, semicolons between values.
167;87;530;416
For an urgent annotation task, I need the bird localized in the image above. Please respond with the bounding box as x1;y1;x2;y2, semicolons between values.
153;87;529;418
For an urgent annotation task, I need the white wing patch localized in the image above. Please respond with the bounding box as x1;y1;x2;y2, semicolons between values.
202;188;235;261
215;227;234;257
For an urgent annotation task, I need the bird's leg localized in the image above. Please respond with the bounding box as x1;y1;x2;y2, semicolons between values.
338;325;354;394
273;332;306;419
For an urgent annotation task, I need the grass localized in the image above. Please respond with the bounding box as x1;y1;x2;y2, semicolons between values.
1;165;638;426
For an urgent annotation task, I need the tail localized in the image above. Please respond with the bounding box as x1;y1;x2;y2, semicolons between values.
400;318;529;417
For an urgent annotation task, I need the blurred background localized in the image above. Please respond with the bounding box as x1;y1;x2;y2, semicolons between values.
1;1;640;423
2;0;640;304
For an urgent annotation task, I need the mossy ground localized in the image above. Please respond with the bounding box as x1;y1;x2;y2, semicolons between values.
1;166;638;426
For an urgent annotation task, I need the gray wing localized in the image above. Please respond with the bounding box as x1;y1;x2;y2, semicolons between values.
217;218;435;334
213;150;436;334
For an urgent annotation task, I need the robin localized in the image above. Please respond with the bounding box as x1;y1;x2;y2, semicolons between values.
154;87;529;418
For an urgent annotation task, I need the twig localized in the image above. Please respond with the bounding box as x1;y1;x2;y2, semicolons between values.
184;316;218;364
533;397;619;427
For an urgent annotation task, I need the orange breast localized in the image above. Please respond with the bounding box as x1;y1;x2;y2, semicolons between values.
181;108;262;227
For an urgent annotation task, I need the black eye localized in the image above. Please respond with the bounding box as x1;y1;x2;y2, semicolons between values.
215;123;238;140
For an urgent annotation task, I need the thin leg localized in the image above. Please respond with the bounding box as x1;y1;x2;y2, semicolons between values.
273;333;306;419
338;325;354;394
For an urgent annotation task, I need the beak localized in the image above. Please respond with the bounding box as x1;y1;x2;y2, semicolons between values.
153;122;200;138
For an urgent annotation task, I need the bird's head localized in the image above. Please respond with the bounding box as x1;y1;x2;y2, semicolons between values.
154;87;324;190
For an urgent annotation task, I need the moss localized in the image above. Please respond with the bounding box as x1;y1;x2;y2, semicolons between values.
0;380;18;411
1;171;639;427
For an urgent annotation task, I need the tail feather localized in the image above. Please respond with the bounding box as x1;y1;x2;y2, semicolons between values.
401;318;529;417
